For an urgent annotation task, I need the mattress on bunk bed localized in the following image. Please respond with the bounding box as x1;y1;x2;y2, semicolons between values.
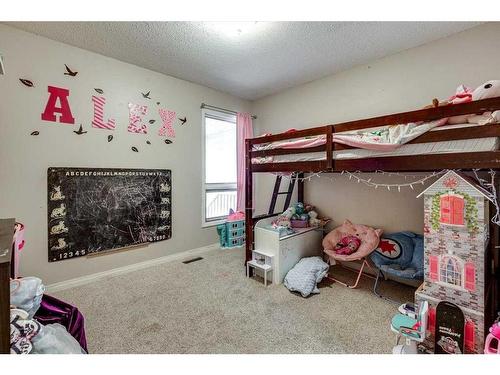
252;123;499;163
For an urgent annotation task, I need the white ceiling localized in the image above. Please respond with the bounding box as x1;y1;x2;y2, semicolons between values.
7;22;481;100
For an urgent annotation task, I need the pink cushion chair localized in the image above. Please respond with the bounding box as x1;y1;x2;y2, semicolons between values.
323;220;382;288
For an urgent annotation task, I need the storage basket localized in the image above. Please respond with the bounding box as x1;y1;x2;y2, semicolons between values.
290;219;309;228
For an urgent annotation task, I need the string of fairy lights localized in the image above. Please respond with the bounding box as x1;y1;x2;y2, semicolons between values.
278;169;500;226
287;169;447;192
472;169;500;227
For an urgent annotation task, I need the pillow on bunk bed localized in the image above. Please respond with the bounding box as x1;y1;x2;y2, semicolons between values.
283;256;329;298
322;220;383;261
370;231;424;281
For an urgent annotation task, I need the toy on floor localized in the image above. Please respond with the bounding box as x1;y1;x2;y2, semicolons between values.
391;301;429;354
333;235;361;255
484;314;500;354
216;209;245;248
398;302;416;316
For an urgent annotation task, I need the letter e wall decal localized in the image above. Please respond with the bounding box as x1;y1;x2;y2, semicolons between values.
91;96;116;130
128;103;148;134
41;86;75;124
158;108;176;138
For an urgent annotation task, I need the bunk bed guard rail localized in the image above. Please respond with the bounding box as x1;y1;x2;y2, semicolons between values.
247;97;500;173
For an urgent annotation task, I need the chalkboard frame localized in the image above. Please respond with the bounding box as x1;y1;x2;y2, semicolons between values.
47;167;172;262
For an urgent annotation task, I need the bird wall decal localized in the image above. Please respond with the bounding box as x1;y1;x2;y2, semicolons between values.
178;117;187;125
64;64;78;77
19;78;34;87
141;91;151;99
73;124;87;135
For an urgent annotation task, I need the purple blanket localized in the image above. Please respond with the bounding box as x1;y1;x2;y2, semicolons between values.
34;294;88;353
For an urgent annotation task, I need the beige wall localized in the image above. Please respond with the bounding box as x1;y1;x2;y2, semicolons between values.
0;24;250;284
251;22;500;234
1;22;499;284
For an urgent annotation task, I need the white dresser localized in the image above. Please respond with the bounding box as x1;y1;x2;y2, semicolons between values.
254;217;322;285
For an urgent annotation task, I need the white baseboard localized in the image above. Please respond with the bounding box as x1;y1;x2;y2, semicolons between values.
46;243;220;293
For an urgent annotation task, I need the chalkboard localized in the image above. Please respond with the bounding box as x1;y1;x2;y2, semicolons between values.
435;301;465;354
47;168;172;262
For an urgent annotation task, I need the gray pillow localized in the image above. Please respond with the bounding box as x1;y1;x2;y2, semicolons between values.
284;256;329;297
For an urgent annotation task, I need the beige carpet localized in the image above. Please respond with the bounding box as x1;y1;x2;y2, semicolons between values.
53;247;415;354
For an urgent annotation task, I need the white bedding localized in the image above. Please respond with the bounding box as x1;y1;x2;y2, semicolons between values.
252;123;498;164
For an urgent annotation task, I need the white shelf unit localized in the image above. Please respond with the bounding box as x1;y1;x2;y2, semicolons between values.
253;217;323;285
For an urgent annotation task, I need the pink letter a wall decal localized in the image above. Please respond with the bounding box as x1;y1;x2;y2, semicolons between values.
41;86;75;124
91;96;116;130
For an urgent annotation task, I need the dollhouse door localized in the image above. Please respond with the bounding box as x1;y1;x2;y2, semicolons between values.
435;301;465;354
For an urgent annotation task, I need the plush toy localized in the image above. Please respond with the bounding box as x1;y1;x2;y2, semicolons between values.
308;210;321;227
323;219;383;257
429;80;500;125
304;204;314;213
334;235;362;256
282;206;295;218
274;202;329;229
273;216;291;228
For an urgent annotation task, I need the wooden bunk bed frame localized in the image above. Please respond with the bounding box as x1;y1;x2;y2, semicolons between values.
245;97;500;330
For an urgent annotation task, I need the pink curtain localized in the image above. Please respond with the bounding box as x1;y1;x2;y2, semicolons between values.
236;112;253;212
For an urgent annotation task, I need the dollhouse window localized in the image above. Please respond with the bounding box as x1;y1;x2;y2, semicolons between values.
439;255;463;287
439;194;465;226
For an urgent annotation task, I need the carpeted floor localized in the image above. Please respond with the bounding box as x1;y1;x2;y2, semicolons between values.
53;247;415;354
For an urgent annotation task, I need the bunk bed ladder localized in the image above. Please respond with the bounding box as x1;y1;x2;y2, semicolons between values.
268;173;297;215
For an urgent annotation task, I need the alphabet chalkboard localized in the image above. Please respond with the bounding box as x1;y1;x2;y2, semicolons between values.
47;167;171;262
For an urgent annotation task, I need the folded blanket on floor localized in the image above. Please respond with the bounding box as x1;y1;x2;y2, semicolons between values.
284;256;329;298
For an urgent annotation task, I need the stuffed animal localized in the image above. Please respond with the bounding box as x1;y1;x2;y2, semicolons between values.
295;202;305;216
308;210;321;227
334;235;362;256
272;215;291;229
431;80;500;125
323;219;383;256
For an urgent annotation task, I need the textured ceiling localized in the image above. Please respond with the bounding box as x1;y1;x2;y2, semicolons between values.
7;22;481;100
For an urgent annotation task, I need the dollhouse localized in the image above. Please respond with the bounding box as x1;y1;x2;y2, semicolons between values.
416;171;493;354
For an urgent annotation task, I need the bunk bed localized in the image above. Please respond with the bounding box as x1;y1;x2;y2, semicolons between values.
244;97;500;331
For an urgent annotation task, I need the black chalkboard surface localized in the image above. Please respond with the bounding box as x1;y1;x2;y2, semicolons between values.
47;168;172;262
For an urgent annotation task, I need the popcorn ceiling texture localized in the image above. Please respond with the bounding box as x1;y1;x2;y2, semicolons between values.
6;21;479;100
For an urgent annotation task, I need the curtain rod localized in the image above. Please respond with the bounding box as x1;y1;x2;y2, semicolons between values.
200;103;257;120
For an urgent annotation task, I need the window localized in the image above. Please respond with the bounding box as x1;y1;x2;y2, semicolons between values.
440;193;465;226
439;255;463;287
202;109;237;226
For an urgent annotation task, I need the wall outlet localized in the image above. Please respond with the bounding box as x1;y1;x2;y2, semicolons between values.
0;55;5;75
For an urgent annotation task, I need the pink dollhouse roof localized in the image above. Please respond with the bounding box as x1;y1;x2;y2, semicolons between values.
416;170;494;202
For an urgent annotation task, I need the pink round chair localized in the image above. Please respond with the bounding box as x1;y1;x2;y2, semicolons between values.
323;220;382;288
